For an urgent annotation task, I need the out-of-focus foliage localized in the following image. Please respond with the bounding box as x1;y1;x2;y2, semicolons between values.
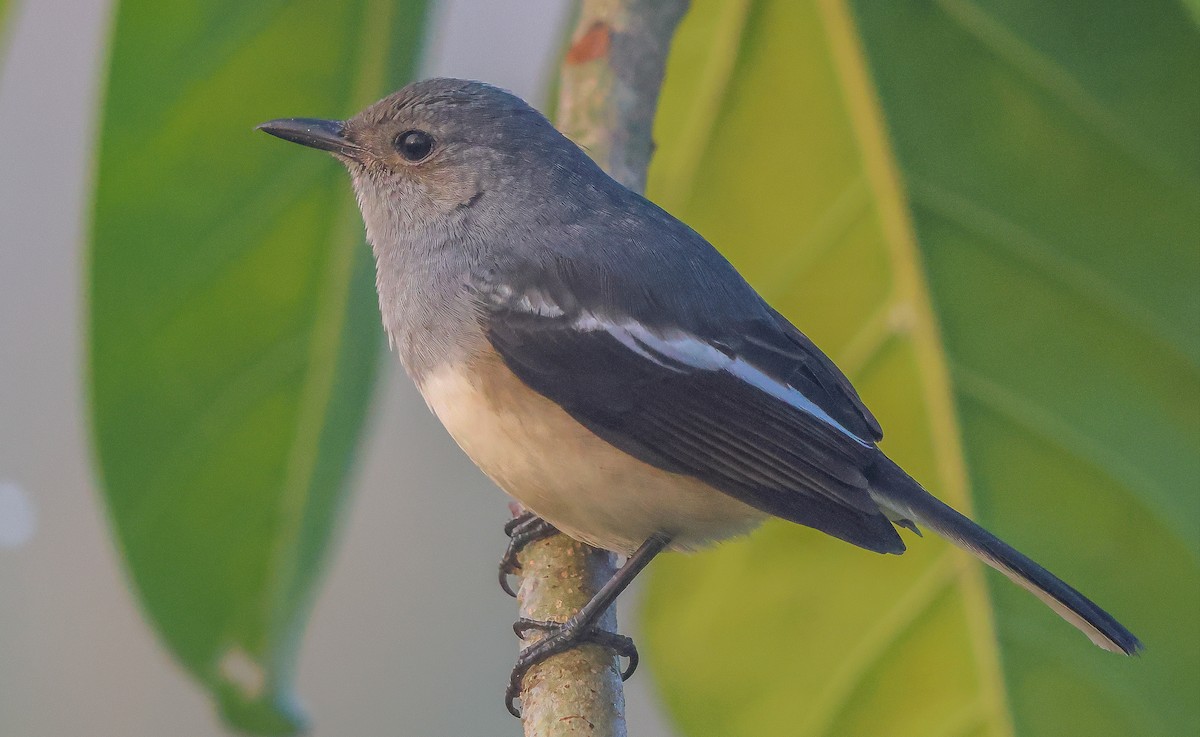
0;0;15;63
643;1;1199;736
88;0;428;732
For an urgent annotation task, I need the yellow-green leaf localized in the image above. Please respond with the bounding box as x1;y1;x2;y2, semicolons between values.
642;1;1199;736
88;0;428;732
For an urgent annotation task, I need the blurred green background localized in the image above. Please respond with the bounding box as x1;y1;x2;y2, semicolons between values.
1;1;1197;735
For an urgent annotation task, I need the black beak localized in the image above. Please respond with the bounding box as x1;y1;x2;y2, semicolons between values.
256;118;361;159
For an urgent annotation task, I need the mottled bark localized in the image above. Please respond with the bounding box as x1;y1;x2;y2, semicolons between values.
555;0;690;196
513;522;626;736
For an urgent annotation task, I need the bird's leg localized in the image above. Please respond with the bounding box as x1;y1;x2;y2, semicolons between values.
505;532;673;717
499;510;560;597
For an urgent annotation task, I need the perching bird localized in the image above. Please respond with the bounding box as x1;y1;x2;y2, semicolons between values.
258;78;1141;715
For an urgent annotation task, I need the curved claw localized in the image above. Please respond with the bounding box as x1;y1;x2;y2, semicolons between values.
505;678;524;718
512;616;553;638
505;617;639;718
617;639;639;681
498;513;559;598
499;568;520;598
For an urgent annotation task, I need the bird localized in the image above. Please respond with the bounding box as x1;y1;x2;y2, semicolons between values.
258;77;1141;715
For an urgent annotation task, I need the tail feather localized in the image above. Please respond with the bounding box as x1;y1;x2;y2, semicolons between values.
867;456;1142;656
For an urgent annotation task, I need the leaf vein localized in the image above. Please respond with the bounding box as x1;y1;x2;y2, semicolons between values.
951;362;1199;561
934;0;1198;187
799;553;960;737
908;177;1200;372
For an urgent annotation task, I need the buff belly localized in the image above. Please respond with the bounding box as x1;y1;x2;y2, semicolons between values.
417;353;766;555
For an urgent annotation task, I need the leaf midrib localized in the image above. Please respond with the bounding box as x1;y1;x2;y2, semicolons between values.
795;551;961;737
818;1;1017;735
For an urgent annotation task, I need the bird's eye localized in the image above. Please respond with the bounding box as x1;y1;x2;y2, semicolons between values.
394;130;434;162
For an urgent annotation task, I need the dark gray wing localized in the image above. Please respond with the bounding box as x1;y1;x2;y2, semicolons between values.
470;271;904;554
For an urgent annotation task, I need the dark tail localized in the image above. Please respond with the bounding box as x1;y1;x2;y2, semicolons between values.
867;456;1142;655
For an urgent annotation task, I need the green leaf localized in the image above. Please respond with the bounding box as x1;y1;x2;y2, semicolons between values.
642;1;1199;736
0;0;16;63
88;0;428;732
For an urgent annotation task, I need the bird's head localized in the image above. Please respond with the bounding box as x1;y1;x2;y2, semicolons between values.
258;78;599;245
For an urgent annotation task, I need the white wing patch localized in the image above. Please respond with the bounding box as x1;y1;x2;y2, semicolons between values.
515;290;565;317
566;303;871;447
500;287;871;446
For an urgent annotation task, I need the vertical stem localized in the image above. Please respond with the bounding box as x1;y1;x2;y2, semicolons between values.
514;1;689;734
515;521;625;736
555;0;691;195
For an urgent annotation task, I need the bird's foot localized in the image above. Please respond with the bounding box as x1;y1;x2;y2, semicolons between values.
499;511;559;597
505;616;639;718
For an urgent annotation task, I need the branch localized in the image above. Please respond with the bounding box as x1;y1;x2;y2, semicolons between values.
513;513;624;736
556;0;690;195
513;2;689;734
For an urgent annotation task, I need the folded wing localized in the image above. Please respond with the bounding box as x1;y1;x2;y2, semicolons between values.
472;270;905;554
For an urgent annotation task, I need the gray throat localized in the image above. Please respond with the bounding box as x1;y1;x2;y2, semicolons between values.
354;180;486;384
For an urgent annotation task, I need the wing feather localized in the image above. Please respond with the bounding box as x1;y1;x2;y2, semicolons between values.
472;271;904;554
